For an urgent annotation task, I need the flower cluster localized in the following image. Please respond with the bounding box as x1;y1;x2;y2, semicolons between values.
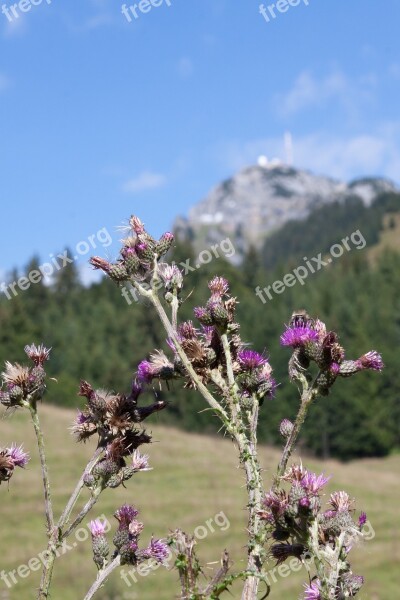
0;344;51;408
0;443;30;485
281;311;383;394
72;379;165;490
112;504;169;566
136;276;276;407
261;465;366;599
90;216;174;284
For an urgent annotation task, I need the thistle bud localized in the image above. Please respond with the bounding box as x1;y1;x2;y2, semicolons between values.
90;519;109;570
279;419;294;438
155;232;174;257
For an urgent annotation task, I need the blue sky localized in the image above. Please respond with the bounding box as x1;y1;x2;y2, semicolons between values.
1;0;400;280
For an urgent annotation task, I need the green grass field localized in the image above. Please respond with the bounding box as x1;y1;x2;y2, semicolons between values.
0;404;399;600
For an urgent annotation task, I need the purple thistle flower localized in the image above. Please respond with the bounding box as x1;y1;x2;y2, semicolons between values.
300;471;330;495
303;580;321;600
359;511;367;527
356;351;384;372
89;519;107;537
238;350;267;370
147;537;169;563
137;361;154;384
24;344;51;366
8;444;30;468
280;325;319;348
208;276;229;298
131;450;151;471
115;504;139;529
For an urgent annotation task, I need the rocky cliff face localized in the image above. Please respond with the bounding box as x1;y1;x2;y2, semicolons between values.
174;164;398;263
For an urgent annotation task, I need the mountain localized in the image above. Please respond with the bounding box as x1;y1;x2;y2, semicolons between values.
174;164;398;263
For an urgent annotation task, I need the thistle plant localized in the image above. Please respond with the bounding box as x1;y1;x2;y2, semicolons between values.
0;215;384;600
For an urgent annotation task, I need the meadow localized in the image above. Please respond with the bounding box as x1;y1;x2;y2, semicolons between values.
0;404;399;600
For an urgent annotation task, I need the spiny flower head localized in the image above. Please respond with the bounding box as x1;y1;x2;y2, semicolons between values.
90;519;108;537
115;504;139;530
280;325;319;348
238;350;267;370
356;351;384;372
146;537;169;563
329;491;352;512
24;344;51;366
8;444;30;468
208;276;229;298
300;470;330;495
130;215;145;235
137;351;175;384
131;450;151;471
303;580;321;600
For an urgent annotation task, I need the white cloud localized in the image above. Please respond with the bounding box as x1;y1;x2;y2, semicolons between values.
217;126;400;183
275;69;375;118
121;171;167;194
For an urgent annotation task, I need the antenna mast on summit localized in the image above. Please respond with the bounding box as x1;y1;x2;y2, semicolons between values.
284;131;293;166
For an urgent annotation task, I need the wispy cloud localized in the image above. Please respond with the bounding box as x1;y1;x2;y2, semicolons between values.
216;125;400;183
275;69;375;118
121;171;167;194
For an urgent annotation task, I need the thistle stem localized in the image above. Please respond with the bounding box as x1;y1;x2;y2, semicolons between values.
84;555;121;600
28;403;54;534
61;487;103;541
58;447;103;531
274;373;321;486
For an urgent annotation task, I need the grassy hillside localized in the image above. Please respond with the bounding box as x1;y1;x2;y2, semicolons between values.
0;405;399;600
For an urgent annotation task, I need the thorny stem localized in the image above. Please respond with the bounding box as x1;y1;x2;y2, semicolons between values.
220;333;265;600
27;402;54;535
37;454;104;600
83;555;121;600
274;372;321;487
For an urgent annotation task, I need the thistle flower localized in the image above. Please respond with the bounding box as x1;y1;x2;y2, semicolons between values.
356;351;384;372
131;450;151;471
2;362;30;388
303;580;321;600
159;264;183;288
130;215;145;234
90;519;108;537
280;325;318;348
237;350;267;370
24;344;51;366
8;444;30;468
208;276;229;298
300;471;330;495
358;511;367;528
193;306;213;325
137;351;175;384
146;537;169;563
329;491;352;512
115;504;139;530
